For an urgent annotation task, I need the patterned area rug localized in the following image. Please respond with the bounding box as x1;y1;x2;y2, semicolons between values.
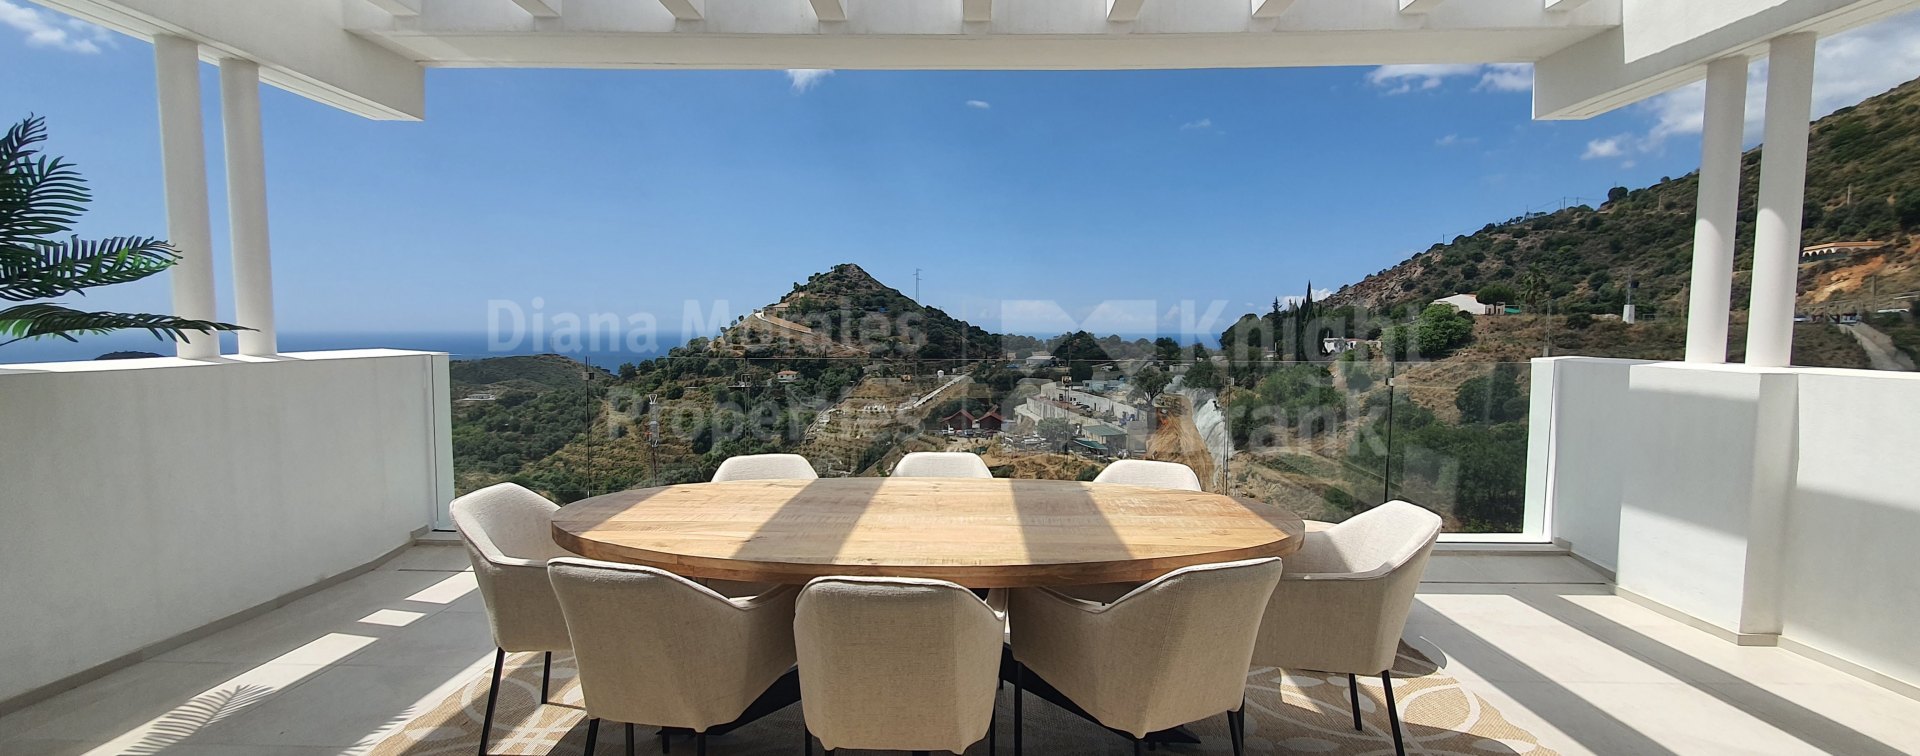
370;644;1555;755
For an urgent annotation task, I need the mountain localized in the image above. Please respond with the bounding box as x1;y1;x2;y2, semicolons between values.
714;263;1002;363
1327;77;1920;322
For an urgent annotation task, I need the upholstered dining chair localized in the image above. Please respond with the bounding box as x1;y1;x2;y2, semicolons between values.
546;557;798;756
795;576;1005;755
1092;459;1202;490
449;483;574;756
893;451;992;478
712;453;819;483
1009;558;1285;756
1249;500;1443;756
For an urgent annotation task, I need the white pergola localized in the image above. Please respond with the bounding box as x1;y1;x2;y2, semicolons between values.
26;0;1920;363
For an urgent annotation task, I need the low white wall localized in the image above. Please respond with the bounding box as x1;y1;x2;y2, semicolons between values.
1782;368;1920;687
0;349;452;705
1532;357;1651;572
1535;357;1920;692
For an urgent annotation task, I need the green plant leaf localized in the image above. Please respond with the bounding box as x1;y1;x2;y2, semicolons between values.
0;303;249;346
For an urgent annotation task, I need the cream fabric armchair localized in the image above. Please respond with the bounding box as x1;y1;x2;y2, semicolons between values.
713;453;819;482
1250;500;1442;756
1010;558;1284;756
893;451;993;478
1092;459;1202;490
795;577;1004;755
448;483;573;756
547;557;798;756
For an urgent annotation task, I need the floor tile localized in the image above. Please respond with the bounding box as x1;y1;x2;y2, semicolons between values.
339;609;496;669
184;663;484;748
378;545;473;573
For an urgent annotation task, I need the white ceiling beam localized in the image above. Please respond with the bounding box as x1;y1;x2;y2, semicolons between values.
363;0;419;18
1543;0;1591;10
1107;0;1146;23
1250;0;1295;19
1398;0;1445;14
809;0;846;22
963;0;991;23
511;0;560;19
658;0;703;21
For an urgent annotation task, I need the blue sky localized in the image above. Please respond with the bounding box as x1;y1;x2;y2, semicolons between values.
6;3;1920;349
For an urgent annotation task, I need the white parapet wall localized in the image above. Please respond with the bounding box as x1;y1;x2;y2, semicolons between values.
1531;356;1920;696
0;349;453;706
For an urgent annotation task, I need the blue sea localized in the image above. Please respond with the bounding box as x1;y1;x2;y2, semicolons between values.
0;331;665;369
0;330;1222;367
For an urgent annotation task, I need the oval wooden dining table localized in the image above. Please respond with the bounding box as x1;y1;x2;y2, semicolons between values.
550;476;1305;588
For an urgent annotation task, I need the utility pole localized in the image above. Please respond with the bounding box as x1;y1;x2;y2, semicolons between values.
914;268;922;303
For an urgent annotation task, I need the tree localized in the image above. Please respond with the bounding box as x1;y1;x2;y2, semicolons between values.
1;116;244;347
1412;304;1474;358
1607;186;1630;204
1036;417;1077;451
1152;336;1183;363
1183;350;1222;391
1135;365;1171;403
1476;283;1517;306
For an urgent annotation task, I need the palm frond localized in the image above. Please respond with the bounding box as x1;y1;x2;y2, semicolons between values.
1;116;90;248
0;235;178;301
0;303;249;346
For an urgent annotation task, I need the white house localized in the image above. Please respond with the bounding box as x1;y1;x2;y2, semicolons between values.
1431;293;1489;315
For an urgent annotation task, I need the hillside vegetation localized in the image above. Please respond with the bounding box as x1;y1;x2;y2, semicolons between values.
1328;77;1920;338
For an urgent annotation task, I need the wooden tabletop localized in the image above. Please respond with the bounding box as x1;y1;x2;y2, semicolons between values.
550;477;1304;588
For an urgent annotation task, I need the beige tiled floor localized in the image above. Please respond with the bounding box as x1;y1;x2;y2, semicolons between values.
2;546;1916;755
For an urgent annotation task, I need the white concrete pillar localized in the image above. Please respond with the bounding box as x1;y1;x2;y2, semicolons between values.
1746;33;1817;368
153;35;219;359
220;58;277;355
1684;57;1748;364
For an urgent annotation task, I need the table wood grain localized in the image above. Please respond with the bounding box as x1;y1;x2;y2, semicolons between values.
551;477;1304;588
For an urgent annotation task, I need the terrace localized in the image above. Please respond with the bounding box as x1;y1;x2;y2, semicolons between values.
6;0;1920;754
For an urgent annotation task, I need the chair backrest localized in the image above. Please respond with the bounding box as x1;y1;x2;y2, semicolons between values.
1252;500;1442;675
892;451;992;479
449;483;573;651
713;453;819;483
1019;558;1284;737
1092;460;1201;491
795;577;1004;753
547;557;798;731
449;482;567;564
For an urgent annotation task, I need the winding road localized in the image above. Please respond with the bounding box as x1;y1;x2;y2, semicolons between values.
1841;323;1917;371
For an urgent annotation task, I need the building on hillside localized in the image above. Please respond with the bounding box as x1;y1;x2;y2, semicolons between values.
1322;337;1365;354
1431;293;1490;315
775;370;799;383
1801;240;1886;263
973;409;1005;433
1025;352;1055;368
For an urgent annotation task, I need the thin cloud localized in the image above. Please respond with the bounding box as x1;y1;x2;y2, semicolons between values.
1179;118;1213;130
1365;64;1530;95
785;69;834;93
1435;133;1479;147
965;100;991;109
0;1;111;53
1606;8;1920;158
1582;136;1629;160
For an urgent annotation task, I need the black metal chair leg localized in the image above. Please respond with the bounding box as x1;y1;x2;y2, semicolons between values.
1227;699;1246;756
990;708;997;756
1382;671;1405;756
541;651;553;704
662;729;670;753
1133;739;1144;756
584;718;601;754
1013;663;1024;756
1348;673;1363;731
695;732;707;756
477;648;505;756
626;722;636;756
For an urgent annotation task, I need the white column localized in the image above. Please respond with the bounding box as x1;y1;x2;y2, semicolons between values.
220;58;277;355
1746;33;1817;368
1684;57;1749;364
153;35;219;359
